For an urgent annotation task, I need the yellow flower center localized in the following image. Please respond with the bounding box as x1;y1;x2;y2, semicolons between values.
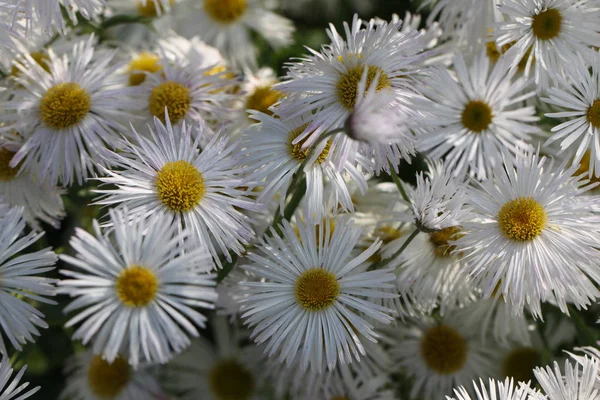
0;148;18;181
461;100;493;132
295;268;340;311
336;64;391;110
128;52;162;86
136;0;175;17
10;51;50;77
331;397;350;400
498;197;547;241
204;0;248;23
587;100;600;129
208;359;256;400
501;347;539;383
420;325;468;375
87;355;131;398
486;41;532;72
532;8;562;41
39;82;91;130
148;81;191;125
155;160;205;212
574;150;600;184
245;86;282;117
116;266;158;307
429;226;462;258
287;123;331;163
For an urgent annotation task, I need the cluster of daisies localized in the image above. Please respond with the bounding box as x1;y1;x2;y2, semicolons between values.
3;0;600;399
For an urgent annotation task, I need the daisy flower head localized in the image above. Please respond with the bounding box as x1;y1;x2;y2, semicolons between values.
454;149;600;318
409;159;471;233
61;350;162;400
382;312;502;400
448;378;529;400
276;14;430;150
314;362;396;400
59;207;218;367
242;112;370;222
157;34;226;72
526;357;599;400
13;0;105;34
415;51;540;180
240;217;397;372
0;357;40;400
0;205;57;355
0;35;141;186
543;51;600;179
95;114;258;268
495;0;600;91
173;0;294;69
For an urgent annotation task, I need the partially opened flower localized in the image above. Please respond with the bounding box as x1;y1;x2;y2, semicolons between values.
525;357;599;400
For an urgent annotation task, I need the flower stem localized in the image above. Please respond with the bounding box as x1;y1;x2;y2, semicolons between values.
389;162;410;203
370;228;419;270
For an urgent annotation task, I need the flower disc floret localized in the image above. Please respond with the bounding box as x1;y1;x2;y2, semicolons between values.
295;268;340;311
420;325;467;375
116;266;158;307
501;347;539;383
136;0;174;17
204;0;248;23
461;100;493;132
87;355;131;398
128;52;162;86
245;86;281;116
40;82;91;130
209;359;255;400
287;124;331;163
498;197;547;241
429;226;461;258
532;8;562;41
148;81;191;124
336;64;391;110
587;100;600;129
0;148;18;181
155;160;206;212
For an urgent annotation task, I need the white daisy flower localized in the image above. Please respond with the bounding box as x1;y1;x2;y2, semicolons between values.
382;312;502;400
173;0;294;69
61;350;163;400
240;217;397;372
0;142;64;229
94;115;257;268
526;357;599;400
454;150;600;317
495;0;600;90
414;52;540;179
542;52;600;178
0;205;57;355
167;317;264;400
12;0;105;34
157;34;225;71
0;36;141;186
448;378;529;400
0;357;40;400
315;363;395;400
241;113;370;221
58;207;218;367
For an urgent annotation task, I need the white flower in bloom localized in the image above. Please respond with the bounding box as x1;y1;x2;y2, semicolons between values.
240;218;397;372
12;0;105;34
157;34;225;70
410;160;471;232
242;113;370;221
495;0;600;90
0;143;65;229
61;350;162;400
95;115;257;268
276;14;429;150
448;378;529;400
0;36;140;186
167;317;263;400
0;357;40;400
543;52;600;178
0;205;56;355
59;207;218;366
415;52;540;179
315;363;396;400
174;0;294;68
382;313;501;400
526;358;599;400
454;150;600;317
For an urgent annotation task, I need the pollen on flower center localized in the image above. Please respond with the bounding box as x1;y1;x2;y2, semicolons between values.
498;197;547;241
128;52;162;86
87;355;131;398
156;160;205;212
287;123;331;163
116;266;158;307
208;359;256;400
0;148;18;181
420;325;467;375
587;100;600;129
336;64;391;110
136;0;175;17
40;82;91;130
461;100;493;132
532;8;562;41
10;51;50;77
295;268;340;311
246;86;282;117
148;81;191;125
501;347;539;383
204;0;248;23
429;226;462;258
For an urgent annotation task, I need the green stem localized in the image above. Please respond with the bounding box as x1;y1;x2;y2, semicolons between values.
370;228;419;270
389;161;410;203
569;305;597;346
